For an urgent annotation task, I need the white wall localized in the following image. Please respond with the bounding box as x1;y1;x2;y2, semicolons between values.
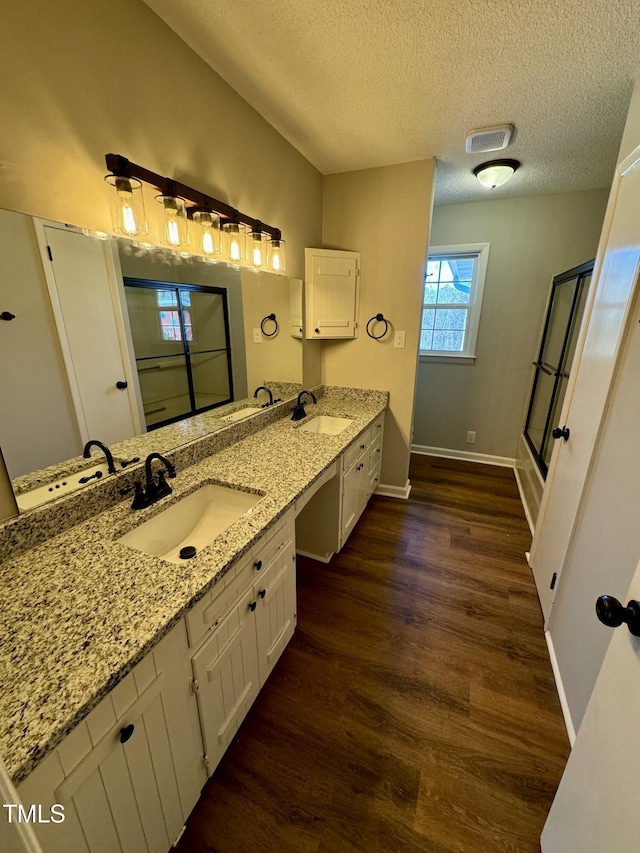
413;190;609;460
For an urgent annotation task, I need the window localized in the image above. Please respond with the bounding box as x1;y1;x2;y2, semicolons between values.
157;290;192;341
420;243;489;359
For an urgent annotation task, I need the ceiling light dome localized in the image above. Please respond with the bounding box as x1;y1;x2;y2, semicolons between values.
473;159;520;188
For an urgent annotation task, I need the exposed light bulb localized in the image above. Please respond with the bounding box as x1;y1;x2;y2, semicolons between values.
250;233;264;267
202;227;215;255
118;190;138;235
106;174;147;237
268;237;286;272
165;211;181;246
229;237;242;262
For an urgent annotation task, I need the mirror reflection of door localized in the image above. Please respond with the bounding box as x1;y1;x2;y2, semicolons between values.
124;278;234;429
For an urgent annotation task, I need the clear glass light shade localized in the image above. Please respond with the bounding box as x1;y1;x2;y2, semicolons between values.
221;220;246;263
192;210;220;256
473;159;520;189
248;230;268;268
156;194;189;248
105;175;148;237
267;237;286;272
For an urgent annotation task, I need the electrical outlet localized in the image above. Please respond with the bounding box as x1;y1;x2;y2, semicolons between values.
394;331;406;348
466;431;476;444
253;328;262;343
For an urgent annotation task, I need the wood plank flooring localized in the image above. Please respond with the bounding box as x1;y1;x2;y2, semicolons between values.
176;455;569;853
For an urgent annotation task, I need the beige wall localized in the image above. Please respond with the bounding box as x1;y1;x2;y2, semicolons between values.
240;269;303;392
413;189;609;460
322;160;435;489
0;0;322;281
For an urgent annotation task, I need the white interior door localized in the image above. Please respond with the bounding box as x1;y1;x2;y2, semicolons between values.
38;225;138;445
531;148;640;620
541;558;640;851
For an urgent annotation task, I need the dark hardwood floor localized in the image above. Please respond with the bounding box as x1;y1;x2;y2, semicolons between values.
176;455;569;853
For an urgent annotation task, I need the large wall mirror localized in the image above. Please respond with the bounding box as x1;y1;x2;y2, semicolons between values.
0;207;304;510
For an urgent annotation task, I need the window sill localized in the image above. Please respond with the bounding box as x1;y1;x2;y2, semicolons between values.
419;354;476;365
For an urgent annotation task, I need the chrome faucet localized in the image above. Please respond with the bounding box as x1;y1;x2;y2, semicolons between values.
130;453;176;510
291;390;317;421
82;440;116;474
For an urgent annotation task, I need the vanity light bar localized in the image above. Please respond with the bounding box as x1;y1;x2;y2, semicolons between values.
104;153;283;242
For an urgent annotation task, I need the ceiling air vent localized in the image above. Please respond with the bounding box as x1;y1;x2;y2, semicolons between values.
465;124;514;154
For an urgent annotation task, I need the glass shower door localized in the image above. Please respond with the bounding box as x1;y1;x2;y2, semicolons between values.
524;260;593;477
124;280;233;430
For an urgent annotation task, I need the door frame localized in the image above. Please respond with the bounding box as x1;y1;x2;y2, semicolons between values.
530;145;640;623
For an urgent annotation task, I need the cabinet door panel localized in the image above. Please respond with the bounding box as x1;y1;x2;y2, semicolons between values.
256;545;297;685
121;717;169;853
72;769;123;853
140;698;183;846
192;590;260;774
305;248;360;339
99;747;148;853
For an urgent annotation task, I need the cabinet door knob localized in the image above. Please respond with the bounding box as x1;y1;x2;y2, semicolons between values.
254;559;263;571
249;601;257;612
258;588;267;599
119;724;135;744
116;380;128;390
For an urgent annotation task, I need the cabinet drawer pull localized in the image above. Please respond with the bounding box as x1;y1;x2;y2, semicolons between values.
254;560;263;571
360;443;366;450
258;589;267;599
249;601;257;612
119;724;135;744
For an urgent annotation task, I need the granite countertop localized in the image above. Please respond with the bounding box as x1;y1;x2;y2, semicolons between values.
0;387;388;784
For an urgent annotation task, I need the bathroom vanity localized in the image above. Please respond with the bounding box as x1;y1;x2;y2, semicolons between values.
0;385;387;853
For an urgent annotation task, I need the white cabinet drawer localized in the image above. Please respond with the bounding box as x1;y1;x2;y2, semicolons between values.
186;549;254;648
344;426;371;470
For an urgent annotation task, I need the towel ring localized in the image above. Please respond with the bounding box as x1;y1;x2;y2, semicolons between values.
260;313;278;337
366;313;389;340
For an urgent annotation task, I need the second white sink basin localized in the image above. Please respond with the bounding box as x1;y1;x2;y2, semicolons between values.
220;407;263;424
118;484;263;564
297;415;353;435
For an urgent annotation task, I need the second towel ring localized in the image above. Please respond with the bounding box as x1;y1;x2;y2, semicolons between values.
366;313;389;340
260;313;278;337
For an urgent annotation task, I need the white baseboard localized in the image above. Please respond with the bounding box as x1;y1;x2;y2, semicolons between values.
296;548;334;564
411;444;515;468
375;479;412;499
545;630;576;747
514;465;536;536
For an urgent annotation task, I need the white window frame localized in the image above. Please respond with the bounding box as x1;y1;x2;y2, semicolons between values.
419;242;490;361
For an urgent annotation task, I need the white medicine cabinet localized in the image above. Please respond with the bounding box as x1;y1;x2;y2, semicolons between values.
303;248;360;339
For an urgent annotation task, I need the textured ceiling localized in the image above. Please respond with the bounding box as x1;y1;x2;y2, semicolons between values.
143;0;640;204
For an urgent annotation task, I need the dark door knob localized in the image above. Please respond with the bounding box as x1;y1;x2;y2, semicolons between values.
1;311;16;321
552;425;570;441
116;380;128;390
596;595;640;637
119;723;135;743
249;601;257;612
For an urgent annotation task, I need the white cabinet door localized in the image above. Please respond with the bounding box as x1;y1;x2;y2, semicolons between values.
18;621;204;853
304;248;360;339
192;588;261;776
255;541;297;686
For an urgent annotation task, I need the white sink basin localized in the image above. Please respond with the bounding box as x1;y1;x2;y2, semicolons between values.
118;483;263;564
16;462;117;511
297;415;353;435
219;406;263;424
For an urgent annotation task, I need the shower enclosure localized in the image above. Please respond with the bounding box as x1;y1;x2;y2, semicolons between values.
524;259;593;477
124;278;234;430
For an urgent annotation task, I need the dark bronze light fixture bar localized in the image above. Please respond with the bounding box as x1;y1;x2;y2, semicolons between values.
105;153;282;239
